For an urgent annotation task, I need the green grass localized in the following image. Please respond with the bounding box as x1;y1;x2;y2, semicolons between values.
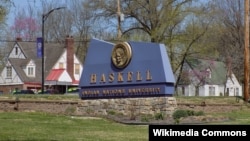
0;110;250;141
0;112;148;141
175;95;245;105
208;108;250;124
1;95;250;140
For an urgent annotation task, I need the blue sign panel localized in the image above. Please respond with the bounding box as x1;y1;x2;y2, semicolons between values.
36;37;43;58
79;39;175;99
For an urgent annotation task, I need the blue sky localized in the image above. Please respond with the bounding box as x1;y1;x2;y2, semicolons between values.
7;0;69;26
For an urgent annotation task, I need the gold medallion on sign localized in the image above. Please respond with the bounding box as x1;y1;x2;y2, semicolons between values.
111;42;132;69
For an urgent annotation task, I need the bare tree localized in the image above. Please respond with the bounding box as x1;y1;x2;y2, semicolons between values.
0;0;12;38
211;0;244;82
83;0;195;42
39;0;70;43
173;3;218;89
68;0;93;62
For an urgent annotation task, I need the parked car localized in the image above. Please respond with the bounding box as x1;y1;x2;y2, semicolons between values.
13;89;35;94
65;87;79;95
46;89;60;94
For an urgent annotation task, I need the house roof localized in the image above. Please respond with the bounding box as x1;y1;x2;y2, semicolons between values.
46;69;64;81
180;59;228;85
45;68;73;86
9;41;65;84
9;58;41;83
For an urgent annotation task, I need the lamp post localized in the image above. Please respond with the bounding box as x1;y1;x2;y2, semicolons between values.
41;7;65;94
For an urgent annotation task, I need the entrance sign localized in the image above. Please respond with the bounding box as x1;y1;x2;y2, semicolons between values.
79;39;175;99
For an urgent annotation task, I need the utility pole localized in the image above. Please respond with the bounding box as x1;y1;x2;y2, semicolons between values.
117;0;122;40
244;0;249;102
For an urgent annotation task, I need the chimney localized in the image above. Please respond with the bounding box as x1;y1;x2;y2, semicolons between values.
226;56;232;77
16;37;22;41
65;36;75;81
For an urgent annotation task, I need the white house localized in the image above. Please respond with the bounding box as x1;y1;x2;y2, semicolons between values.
0;36;83;94
177;59;242;97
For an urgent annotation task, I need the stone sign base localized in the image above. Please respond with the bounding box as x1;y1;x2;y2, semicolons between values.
77;97;177;118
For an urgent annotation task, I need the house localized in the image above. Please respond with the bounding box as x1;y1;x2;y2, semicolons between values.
176;58;242;97
0;36;83;94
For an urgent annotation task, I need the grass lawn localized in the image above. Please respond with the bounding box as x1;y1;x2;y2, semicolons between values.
208;109;250;124
0;112;148;141
1;95;250;140
1;111;250;141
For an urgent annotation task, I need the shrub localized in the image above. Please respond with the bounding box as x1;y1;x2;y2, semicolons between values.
141;115;150;122
107;110;116;115
194;111;204;116
186;110;195;116
154;112;164;120
140;114;154;122
172;109;205;124
172;110;188;121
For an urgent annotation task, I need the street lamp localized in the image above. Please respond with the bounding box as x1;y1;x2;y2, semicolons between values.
41;7;65;94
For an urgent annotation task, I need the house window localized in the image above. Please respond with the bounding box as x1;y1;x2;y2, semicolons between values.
15;47;18;55
181;87;185;96
75;64;80;75
27;66;35;77
236;88;239;96
209;86;215;96
59;63;64;69
6;66;12;78
226;88;229;96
